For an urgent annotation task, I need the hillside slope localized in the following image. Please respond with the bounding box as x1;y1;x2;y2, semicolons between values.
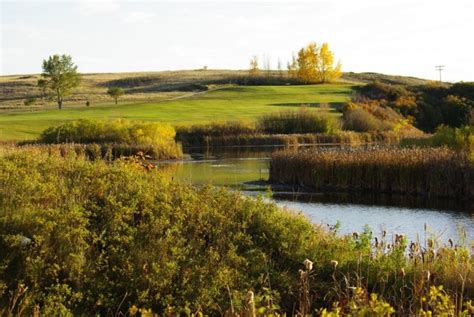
0;70;431;109
0;84;352;140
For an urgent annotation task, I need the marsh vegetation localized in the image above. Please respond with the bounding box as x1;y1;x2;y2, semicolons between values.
1;146;472;315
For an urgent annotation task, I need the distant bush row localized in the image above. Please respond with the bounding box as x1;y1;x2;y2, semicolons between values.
355;81;474;132
176;107;422;147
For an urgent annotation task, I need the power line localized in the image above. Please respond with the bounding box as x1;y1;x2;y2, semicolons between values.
435;65;445;82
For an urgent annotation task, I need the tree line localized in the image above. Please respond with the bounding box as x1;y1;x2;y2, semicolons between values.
249;42;342;83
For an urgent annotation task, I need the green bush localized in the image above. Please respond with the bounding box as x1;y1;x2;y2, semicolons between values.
258;108;340;134
401;125;473;156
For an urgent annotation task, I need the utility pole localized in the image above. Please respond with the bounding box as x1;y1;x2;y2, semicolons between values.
435;65;444;82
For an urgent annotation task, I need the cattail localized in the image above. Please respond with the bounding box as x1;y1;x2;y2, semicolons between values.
448;238;454;248
427;239;434;249
400;268;406;277
425;270;431;281
247;291;256;317
298;269;305;279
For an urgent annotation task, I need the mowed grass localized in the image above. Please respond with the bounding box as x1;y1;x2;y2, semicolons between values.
0;84;352;140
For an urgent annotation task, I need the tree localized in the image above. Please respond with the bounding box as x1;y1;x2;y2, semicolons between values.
287;53;298;79
262;54;271;78
249;55;260;77
39;54;80;109
316;43;342;83
297;43;318;83
37;79;48;100
277;59;283;78
107;87;125;104
295;42;342;83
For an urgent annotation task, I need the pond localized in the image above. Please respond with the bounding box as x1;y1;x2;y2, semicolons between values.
158;146;474;243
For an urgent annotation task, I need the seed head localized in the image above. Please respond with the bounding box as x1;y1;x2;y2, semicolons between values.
303;259;313;271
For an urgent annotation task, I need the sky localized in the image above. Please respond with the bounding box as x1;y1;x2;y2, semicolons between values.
1;0;473;82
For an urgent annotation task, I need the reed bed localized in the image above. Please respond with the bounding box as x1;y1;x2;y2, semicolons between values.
179;130;422;148
10;142;182;160
270;147;473;200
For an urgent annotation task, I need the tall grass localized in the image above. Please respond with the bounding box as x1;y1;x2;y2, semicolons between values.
258;108;340;134
270;147;472;200
0;146;472;315
38;119;182;159
177;122;424;148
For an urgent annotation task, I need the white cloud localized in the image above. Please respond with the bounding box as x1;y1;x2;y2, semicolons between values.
123;11;156;24
78;0;121;16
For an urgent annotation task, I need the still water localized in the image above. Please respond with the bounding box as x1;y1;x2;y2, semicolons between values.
159;147;474;243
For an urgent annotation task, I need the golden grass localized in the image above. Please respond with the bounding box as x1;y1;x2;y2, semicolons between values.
270;147;472;199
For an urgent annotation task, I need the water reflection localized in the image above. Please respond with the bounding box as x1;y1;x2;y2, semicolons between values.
158;146;473;242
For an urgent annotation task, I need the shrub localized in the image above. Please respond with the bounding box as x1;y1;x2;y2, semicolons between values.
23;97;36;106
39;119;182;159
401;125;473;156
258;108;340;134
40;119;176;145
342;108;386;132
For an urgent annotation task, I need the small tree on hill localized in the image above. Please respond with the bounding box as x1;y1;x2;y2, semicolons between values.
316;43;342;83
296;42;342;83
37;79;48;100
249;55;260;77
39;54;80;109
107;87;125;104
287;53;298;79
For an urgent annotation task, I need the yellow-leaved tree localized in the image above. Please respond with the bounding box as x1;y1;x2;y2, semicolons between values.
296;42;342;83
316;43;342;83
249;55;260;77
297;43;318;83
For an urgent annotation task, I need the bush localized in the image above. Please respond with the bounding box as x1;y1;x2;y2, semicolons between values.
342;108;387;132
40;119;176;145
258;108;340;134
39;119;182;159
401;125;473;155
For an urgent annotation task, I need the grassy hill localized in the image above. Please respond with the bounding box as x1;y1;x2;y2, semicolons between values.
0;84;352;140
0;69;433;141
0;69;431;109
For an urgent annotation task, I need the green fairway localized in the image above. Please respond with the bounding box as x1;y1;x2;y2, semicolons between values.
0;84;352;140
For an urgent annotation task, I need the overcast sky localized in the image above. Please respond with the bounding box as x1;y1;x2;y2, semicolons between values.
1;0;473;82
